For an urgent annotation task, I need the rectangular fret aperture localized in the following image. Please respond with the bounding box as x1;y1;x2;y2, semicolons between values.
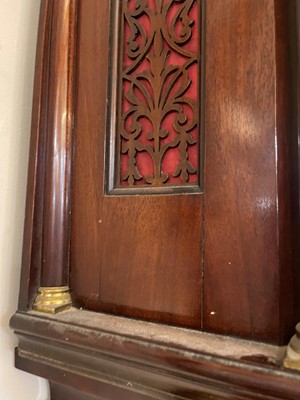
107;0;202;194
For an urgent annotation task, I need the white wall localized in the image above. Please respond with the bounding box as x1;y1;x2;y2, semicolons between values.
0;1;49;399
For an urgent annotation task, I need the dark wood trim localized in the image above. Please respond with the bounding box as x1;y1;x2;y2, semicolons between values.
298;0;300;201
41;0;77;287
48;381;152;400
18;0;52;310
10;309;300;400
275;0;300;343
18;0;77;311
281;0;300;370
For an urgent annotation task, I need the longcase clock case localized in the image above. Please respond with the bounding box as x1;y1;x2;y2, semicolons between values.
10;0;300;399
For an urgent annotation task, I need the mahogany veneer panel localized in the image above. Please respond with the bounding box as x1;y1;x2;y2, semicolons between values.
203;0;300;343
71;0;203;328
71;0;299;340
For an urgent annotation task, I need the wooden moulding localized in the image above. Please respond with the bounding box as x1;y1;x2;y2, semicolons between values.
10;0;300;399
9;309;300;400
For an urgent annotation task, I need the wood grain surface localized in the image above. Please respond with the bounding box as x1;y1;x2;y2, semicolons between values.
203;0;300;343
40;0;76;287
71;0;203;328
70;0;300;340
18;0;51;310
10;310;300;400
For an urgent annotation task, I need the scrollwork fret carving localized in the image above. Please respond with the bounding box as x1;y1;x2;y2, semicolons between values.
118;0;201;188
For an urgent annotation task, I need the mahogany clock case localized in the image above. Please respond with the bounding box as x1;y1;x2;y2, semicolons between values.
10;1;300;399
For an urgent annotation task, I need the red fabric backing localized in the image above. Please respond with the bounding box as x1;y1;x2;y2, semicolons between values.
121;0;199;186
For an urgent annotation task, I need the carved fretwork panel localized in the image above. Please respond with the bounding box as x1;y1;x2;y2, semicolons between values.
107;0;202;193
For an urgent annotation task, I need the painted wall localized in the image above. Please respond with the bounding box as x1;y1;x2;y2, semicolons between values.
0;1;49;399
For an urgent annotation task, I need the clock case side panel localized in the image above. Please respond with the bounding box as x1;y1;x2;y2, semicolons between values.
203;0;300;344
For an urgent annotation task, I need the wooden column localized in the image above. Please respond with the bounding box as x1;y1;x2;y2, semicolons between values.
33;0;77;313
